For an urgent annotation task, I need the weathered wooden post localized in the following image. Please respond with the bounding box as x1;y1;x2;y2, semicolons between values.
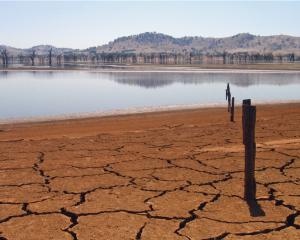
226;83;230;100
230;97;235;122
242;99;256;201
242;99;251;144
227;91;231;112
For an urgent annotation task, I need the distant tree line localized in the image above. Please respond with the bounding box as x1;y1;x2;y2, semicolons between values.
0;48;298;67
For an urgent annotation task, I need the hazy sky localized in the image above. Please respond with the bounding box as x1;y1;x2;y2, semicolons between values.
0;1;300;49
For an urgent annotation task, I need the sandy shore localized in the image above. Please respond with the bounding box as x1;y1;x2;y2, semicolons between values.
0;103;299;239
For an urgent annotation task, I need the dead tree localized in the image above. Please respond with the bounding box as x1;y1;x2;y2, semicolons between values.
57;54;62;65
18;54;25;64
30;50;36;66
1;49;8;67
48;48;53;66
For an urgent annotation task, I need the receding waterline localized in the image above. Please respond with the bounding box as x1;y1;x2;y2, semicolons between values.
0;70;300;121
1;100;299;125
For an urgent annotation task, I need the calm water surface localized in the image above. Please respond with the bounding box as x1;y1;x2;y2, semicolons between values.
0;70;300;120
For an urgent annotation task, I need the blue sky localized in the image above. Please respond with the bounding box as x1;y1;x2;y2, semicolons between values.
0;1;299;49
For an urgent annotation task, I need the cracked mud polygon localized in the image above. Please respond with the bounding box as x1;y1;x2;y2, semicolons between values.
0;104;299;239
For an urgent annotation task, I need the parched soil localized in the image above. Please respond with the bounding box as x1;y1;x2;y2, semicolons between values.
0;103;299;240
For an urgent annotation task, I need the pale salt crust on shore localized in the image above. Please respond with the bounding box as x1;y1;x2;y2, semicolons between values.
0;99;299;125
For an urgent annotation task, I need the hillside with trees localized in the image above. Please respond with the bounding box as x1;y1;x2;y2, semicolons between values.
1;32;300;67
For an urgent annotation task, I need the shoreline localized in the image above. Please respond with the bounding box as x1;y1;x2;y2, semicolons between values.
1;100;299;127
2;68;300;74
2;63;300;72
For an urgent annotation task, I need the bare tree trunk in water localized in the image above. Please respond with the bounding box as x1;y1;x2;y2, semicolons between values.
48;48;52;66
30;50;36;66
1;49;8;67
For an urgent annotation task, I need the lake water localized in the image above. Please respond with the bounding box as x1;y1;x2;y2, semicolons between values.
0;70;300;121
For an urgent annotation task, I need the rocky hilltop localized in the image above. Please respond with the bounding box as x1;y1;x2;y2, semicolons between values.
97;32;300;55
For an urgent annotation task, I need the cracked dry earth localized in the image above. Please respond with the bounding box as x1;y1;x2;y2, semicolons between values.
0;103;299;240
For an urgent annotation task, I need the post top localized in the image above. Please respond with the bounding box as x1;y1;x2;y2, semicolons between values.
243;99;251;106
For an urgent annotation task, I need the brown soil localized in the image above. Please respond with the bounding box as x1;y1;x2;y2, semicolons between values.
0;103;299;239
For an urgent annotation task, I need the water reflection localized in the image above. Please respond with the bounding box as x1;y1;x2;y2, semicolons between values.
0;70;56;80
1;71;300;88
101;72;300;88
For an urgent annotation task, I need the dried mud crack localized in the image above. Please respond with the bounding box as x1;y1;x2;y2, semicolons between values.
0;103;299;239
61;208;78;240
